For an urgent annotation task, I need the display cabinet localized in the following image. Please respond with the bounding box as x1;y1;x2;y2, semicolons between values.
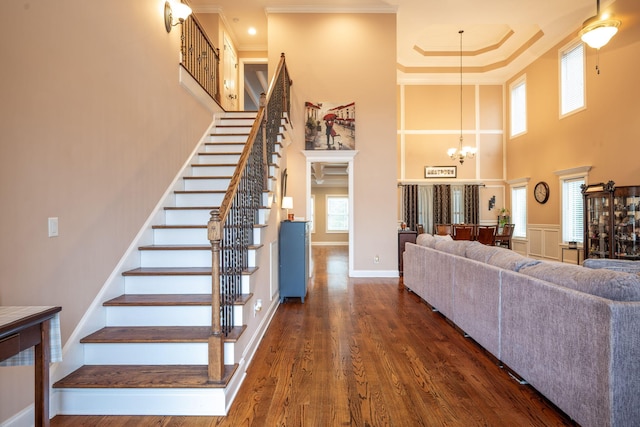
613;186;640;259
583;182;614;259
583;181;640;260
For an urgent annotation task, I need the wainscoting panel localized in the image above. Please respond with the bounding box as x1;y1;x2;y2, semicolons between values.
527;224;561;261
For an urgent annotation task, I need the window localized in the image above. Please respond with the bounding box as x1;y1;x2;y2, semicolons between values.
560;42;585;116
511;186;527;238
451;185;464;224
326;195;348;232
561;176;586;243
510;75;527;137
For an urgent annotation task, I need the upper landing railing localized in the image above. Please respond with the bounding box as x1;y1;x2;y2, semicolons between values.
180;13;221;103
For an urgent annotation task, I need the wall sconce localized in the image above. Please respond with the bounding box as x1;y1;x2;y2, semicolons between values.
282;196;294;221
164;1;192;33
488;195;496;211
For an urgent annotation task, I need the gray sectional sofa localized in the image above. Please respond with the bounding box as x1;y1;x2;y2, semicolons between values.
403;233;640;427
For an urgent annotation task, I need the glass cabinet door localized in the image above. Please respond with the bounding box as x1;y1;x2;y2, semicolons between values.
613;187;640;259
586;193;611;258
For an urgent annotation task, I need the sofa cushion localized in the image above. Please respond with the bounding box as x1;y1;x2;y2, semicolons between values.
583;258;640;274
465;242;504;263
519;261;640;301
486;249;540;272
434;239;471;257
416;233;436;248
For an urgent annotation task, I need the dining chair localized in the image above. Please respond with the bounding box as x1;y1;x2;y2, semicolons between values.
435;224;452;236
453;225;473;240
476;226;497;245
495;224;515;249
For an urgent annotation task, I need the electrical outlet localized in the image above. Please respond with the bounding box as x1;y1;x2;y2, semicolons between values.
374;255;380;264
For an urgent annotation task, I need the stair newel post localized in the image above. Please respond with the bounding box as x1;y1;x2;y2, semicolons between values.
207;208;225;382
260;92;268;190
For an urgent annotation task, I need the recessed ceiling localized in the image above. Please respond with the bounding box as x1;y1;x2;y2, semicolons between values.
189;0;617;83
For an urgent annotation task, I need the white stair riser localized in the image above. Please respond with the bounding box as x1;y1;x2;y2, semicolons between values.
207;134;248;143
105;306;244;327
184;178;231;191
124;275;212;294
219;118;255;126
124;274;251;295
213;126;251;134
54;388;228;416
153;228;209;245
191;165;237;177
197;153;240;164
175;192;225;207
165;209;211;225
203;143;244;153
83;342;236;365
258;208;270;225
140;249;211;268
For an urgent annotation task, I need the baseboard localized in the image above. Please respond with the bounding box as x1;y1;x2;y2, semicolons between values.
349;269;399;278
0;405;33;427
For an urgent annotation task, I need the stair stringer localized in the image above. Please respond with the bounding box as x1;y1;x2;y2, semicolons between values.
50;111;286;417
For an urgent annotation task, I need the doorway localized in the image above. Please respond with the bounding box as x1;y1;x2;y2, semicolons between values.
304;151;357;276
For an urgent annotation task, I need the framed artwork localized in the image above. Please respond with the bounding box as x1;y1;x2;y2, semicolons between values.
304;101;355;150
425;166;457;178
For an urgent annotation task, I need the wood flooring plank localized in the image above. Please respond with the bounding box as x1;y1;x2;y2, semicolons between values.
52;246;577;427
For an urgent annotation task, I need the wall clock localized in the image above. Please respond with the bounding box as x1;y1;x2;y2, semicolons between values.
534;181;550;204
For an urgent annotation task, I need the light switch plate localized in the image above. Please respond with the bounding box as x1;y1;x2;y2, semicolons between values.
48;217;59;237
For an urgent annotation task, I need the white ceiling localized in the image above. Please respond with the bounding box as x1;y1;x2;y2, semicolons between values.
189;0;614;84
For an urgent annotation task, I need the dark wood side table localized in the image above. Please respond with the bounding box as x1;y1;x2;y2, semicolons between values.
0;306;62;427
398;230;418;275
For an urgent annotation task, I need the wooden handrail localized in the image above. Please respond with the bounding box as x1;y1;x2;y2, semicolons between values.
206;53;291;382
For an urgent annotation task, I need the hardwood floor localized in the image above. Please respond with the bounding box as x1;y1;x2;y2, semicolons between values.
52;246;576;426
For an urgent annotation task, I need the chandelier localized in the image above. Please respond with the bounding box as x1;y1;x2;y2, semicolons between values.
447;30;476;165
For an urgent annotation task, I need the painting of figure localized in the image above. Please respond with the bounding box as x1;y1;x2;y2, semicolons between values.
304;101;355;150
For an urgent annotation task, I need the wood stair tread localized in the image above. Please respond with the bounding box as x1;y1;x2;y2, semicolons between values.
151;225;207;229
53;364;237;389
80;325;246;343
174;190;225;194
103;293;253;306
183;176;233;180
137;244;263;250
122;266;258;276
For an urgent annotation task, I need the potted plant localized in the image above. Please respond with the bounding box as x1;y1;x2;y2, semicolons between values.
498;208;510;229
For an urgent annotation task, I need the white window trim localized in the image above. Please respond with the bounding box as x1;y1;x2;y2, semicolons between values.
555;166;591;245
558;39;586;119
509;74;527;139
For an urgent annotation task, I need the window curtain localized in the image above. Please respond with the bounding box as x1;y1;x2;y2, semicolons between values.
402;184;419;231
433;184;451;232
464;185;480;224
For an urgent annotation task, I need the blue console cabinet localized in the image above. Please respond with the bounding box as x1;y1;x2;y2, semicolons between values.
279;221;310;303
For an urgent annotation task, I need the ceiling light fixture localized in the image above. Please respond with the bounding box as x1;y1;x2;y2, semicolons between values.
248;27;257;36
447;30;476;165
579;0;621;49
164;1;192;33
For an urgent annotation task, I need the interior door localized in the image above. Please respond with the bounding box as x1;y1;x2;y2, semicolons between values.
223;35;238;110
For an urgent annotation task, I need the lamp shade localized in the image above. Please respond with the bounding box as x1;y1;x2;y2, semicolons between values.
282;196;293;210
171;1;193;21
580;18;620;48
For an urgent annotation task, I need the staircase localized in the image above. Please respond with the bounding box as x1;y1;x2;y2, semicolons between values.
52;111;284;416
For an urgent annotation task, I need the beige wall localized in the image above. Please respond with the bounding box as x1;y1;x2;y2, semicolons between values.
0;1;214;421
506;0;640;227
311;186;349;244
399;84;504;182
268;13;398;273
